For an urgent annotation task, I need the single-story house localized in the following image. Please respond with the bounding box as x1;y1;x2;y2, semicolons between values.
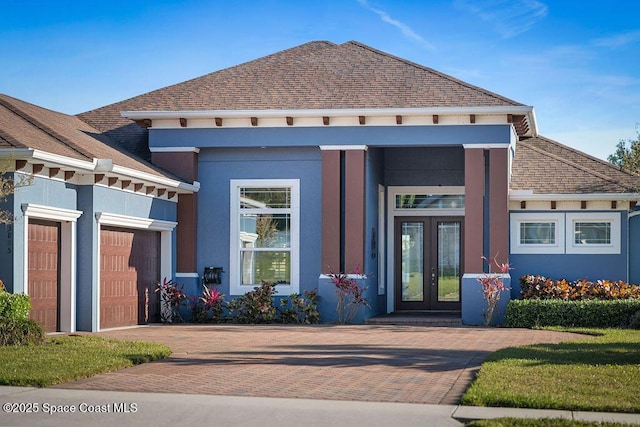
1;40;638;329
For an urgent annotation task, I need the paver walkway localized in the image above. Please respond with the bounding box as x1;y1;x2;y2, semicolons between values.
58;325;583;405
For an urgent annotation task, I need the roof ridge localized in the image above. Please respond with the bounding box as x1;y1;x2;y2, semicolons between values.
519;138;621;184
0;95;94;160
342;41;523;107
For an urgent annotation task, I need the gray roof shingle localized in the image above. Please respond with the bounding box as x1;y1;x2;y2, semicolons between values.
0;93;179;180
77;40;523;159
511;136;639;194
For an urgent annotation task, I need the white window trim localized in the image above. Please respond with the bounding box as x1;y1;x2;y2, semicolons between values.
566;212;621;254
229;179;300;295
510;212;565;254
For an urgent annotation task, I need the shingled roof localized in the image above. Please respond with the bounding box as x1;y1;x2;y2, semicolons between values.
0;93;180;181
78;40;524;159
511;136;640;194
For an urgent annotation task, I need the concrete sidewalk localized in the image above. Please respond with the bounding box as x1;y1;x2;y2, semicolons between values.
1;387;639;426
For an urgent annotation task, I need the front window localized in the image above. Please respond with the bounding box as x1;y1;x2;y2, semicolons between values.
230;180;299;294
519;222;556;245
566;212;620;254
510;212;564;254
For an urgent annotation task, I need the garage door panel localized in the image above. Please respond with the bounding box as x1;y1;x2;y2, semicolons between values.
28;220;60;333
100;227;160;329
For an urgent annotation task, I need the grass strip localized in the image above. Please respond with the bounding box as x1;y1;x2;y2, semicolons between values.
461;329;640;413
467;418;636;427
0;335;171;386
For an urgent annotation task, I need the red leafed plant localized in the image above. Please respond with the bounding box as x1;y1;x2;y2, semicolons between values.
327;265;370;324
477;256;511;326
155;278;187;323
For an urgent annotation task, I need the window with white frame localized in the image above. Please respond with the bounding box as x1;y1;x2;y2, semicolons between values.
566;212;620;254
510;212;565;254
230;179;299;295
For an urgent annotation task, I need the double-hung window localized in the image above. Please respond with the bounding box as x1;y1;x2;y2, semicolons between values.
230;179;299;295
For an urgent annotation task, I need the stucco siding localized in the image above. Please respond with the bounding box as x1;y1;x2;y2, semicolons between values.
197;147;322;299
149;125;513;150
509;210;630;298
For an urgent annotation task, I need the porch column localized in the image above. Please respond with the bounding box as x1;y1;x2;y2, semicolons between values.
151;150;198;275
489;148;509;263
321;150;341;273
344;149;366;272
464;147;485;273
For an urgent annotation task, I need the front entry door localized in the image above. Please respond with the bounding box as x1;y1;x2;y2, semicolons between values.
394;217;463;311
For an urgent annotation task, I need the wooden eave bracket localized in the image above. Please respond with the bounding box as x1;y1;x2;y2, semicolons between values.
32;164;44;174
215;117;223;127
134;119;152;128
359;116;366;125
179;118;187;128
432;115;439;124
323;116;330;126
286;116;294;126
48;168;60;178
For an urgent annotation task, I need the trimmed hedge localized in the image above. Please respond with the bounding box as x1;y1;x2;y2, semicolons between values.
506;299;640;328
0;318;45;346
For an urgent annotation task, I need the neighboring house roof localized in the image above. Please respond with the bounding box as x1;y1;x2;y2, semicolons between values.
0;93;189;185
78;40;526;159
511;136;640;194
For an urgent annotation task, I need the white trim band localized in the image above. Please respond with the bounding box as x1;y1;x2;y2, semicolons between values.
95;212;177;231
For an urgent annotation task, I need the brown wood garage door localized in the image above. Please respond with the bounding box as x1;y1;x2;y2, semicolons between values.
100;226;161;329
28;219;60;333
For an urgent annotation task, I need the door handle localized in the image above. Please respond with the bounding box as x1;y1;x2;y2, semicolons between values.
431;268;436;286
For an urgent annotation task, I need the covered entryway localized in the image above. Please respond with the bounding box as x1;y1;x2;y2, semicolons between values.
27;219;60;332
100;226;161;329
393;216;463;312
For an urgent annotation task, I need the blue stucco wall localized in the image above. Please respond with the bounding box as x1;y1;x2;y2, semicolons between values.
196;146;323;304
365;147;386;317
509;210;630;298
76;185;178;331
149;125;513;149
7;176;79;294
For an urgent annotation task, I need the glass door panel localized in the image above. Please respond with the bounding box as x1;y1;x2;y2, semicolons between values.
400;222;424;302
436;221;461;303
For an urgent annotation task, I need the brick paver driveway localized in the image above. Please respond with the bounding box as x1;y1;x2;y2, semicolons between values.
58;325;583;405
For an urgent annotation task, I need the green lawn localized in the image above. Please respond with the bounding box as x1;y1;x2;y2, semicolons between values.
0;335;171;386
461;329;640;413
467;419;635;427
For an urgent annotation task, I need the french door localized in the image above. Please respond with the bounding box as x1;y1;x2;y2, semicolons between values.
394;217;463;311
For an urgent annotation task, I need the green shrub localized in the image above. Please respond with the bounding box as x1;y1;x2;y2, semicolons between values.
279;289;320;324
520;275;640;300
506;299;640;328
0;318;45;346
0;283;31;321
226;281;278;323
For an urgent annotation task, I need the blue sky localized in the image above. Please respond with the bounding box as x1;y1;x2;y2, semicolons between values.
1;0;638;160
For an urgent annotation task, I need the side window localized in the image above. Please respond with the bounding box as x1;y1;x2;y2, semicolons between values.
230;180;299;295
510;213;565;254
566;212;620;254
